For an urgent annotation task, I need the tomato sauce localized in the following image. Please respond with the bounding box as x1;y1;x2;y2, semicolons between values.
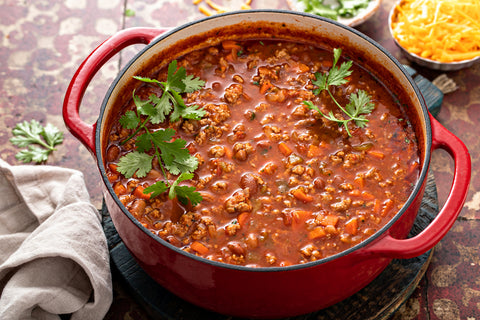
105;39;420;267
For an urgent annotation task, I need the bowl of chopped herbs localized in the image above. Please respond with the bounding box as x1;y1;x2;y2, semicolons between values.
287;0;382;26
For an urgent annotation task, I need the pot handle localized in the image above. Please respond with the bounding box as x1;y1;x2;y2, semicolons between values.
362;114;471;259
62;27;168;155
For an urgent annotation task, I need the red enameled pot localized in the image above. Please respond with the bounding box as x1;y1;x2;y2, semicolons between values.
63;10;471;319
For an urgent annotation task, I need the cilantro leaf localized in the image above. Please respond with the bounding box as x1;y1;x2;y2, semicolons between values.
175;185;203;206
11;120;46;147
119;110;140;129
327;60;353;87
117;60;206;206
42;123;63;147
116;151;153;178
165;60;187;93
15;145;50;163
168;172;203;206
183;74;206;93
304;48;375;137
143;180;169;198
10;120;63;163
346;89;375;128
156;137;198;175
149;94;170;124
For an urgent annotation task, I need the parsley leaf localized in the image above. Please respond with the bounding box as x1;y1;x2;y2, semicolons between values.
10;120;63;163
116;60;205;206
304;48;375;136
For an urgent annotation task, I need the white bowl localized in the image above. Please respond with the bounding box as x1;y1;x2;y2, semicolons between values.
287;0;382;27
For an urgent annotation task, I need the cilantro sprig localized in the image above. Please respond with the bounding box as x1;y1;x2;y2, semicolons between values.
116;60;206;206
304;48;375;136
10;120;63;163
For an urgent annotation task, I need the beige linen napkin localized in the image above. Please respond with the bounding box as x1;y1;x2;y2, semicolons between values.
0;159;112;320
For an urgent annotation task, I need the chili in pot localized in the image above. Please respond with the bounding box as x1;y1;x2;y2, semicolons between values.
105;39;419;268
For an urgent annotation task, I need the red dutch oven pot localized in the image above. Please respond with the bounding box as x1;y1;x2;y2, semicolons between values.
63;10;471;319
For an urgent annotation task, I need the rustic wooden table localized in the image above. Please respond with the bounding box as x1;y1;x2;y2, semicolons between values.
1;0;478;319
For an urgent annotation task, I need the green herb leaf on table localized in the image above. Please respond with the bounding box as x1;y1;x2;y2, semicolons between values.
116;60;205;206
10;120;63;163
304;48;375;136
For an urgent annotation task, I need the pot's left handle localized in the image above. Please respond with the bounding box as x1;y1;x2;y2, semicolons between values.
63;27;168;155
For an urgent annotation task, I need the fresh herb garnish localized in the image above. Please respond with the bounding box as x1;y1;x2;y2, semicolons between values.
116;60;206;206
300;0;371;20
125;8;135;17
10;120;63;163
304;48;374;136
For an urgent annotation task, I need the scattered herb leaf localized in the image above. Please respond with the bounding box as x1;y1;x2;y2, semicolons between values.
125;9;135;17
10;120;63;163
117;60;205;206
304;48;375;136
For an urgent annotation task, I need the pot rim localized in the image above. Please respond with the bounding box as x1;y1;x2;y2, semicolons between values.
96;9;432;272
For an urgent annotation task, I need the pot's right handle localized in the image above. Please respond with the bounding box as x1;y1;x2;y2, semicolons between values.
362;114;471;259
62;27;168;155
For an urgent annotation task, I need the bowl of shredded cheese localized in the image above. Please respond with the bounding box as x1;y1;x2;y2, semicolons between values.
389;0;480;71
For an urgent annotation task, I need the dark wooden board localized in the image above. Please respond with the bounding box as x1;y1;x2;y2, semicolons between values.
102;173;438;320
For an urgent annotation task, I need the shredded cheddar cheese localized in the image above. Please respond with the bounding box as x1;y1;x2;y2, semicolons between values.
391;0;480;63
194;0;252;16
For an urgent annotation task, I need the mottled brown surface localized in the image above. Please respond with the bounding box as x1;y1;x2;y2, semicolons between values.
1;0;478;319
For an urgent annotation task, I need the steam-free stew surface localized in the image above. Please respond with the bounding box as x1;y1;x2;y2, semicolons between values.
106;40;419;267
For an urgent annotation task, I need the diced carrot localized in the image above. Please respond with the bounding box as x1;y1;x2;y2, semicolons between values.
297;62;310;73
308;227;326;240
107;171;119;183
237;212;250;227
367;150;385;159
320;215;339;227
260;79;274;94
354;176;365;188
361;191;375;200
222;40;242;51
113;182;127;195
292;210;312;223
109;163;119;174
307;144;322;158
292;189;314;203
345;218;358;235
292;210;312;230
348;189;361;197
224;147;233;159
225;50;237;62
373;199;382;214
191;241;209;255
278;142;293;156
381;199;394;217
133;185;152;200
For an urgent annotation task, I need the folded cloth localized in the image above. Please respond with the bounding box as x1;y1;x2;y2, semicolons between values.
0;159;112;320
